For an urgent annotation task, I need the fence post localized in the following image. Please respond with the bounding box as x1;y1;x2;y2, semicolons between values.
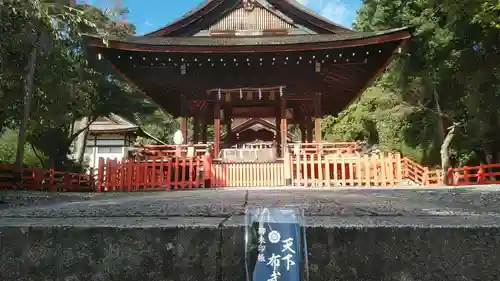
395;154;403;183
463;167;469;185
447;167;454;186
203;150;212;188
477;165;485;184
284;150;292;186
423;167;429;186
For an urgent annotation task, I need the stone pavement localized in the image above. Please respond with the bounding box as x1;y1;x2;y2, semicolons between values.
1;186;500;280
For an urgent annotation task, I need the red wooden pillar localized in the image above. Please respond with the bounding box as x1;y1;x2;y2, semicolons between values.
179;117;188;145
314;94;322;143
275;113;281;157
280;97;288;158
306;116;313;143
193;116;199;144
225;107;233;147
214;101;221;157
202;119;208;144
179;94;188;145
299;120;306;143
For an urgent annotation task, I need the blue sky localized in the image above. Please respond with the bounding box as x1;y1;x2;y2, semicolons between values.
86;0;362;35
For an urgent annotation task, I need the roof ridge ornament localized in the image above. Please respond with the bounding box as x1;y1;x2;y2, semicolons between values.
243;0;255;11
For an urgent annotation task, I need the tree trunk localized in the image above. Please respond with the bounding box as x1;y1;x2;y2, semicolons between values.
77;125;90;167
433;89;446;142
440;123;458;185
13;32;40;188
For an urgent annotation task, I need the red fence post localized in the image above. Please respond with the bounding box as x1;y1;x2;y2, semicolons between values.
447;167;454;185
463;167;469;185
203;151;212;188
477;165;485;184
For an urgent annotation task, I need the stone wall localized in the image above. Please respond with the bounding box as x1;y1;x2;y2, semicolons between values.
1;220;498;281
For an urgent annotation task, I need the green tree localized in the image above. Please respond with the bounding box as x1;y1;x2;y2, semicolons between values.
0;1;158;172
347;0;500;183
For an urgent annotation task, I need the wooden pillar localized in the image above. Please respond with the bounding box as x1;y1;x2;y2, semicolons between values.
179;117;188;145
305;116;313;143
225;107;232;147
299;120;306;143
314;94;322;143
201;118;208;144
193;116;199;144
179;95;188;144
213;101;221;157
275;101;282;157
280;98;288;158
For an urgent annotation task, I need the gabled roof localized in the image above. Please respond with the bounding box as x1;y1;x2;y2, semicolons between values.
222;118;295;140
89;114;166;144
90;114;138;133
145;0;353;37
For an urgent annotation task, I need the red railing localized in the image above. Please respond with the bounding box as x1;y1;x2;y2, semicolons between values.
0;164;94;191
96;156;208;192
402;158;443;186
4;151;500;192
448;164;500;185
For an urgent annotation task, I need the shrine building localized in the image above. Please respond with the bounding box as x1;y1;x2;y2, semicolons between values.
84;0;411;160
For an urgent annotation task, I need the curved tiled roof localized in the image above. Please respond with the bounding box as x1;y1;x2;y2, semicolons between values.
84;27;410;51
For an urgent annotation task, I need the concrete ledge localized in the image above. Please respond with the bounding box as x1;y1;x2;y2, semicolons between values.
2;188;500;280
1;217;500;281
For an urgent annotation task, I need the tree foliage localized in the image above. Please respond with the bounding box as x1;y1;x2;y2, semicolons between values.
324;0;500;167
0;0;169;170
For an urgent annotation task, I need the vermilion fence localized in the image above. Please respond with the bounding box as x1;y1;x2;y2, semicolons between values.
96;156;206;191
448;164;500;185
3;152;500;192
402;157;443;186
0;164;93;191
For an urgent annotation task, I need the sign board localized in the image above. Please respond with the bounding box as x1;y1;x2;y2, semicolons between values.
245;207;308;281
173;129;184;145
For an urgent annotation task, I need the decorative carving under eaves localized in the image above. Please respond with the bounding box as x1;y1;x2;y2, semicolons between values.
243;0;255;11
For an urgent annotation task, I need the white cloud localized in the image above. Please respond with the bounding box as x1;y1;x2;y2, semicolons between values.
296;0;309;5
144;21;153;27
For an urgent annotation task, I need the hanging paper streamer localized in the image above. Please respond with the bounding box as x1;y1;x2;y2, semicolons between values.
245;207;308;281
